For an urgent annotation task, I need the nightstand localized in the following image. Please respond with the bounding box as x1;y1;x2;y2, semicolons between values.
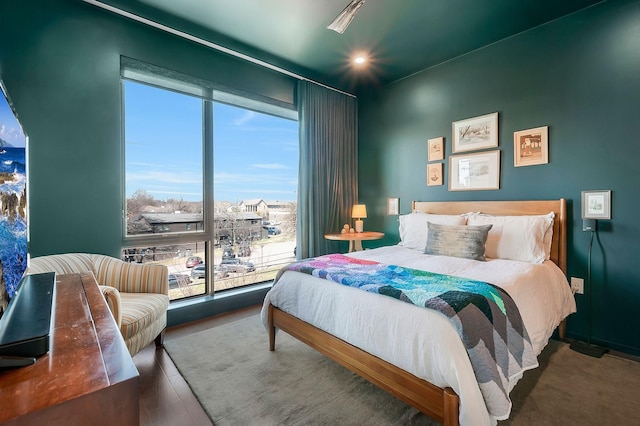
324;231;385;252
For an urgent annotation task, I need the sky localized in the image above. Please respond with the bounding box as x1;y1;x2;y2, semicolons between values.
0;86;27;148
124;81;298;203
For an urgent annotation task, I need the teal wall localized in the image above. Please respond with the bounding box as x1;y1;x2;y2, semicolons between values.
2;0;639;354
357;0;640;355
0;0;297;258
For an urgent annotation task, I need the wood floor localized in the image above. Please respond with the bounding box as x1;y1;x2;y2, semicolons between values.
134;304;640;426
133;305;261;426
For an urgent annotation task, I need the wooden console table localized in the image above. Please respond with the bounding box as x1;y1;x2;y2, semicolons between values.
324;231;385;252
0;273;139;425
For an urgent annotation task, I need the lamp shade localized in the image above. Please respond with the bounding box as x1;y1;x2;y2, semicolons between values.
351;204;367;219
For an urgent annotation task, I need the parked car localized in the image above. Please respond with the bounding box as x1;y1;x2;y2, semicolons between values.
263;226;281;236
191;264;206;279
220;258;256;273
191;264;229;279
169;273;191;289
222;246;235;259
185;256;203;268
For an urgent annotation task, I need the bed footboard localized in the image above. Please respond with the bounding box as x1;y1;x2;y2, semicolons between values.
268;303;460;426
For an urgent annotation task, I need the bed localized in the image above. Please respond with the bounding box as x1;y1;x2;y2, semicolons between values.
261;199;576;426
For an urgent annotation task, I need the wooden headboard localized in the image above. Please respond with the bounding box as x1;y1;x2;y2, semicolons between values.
412;199;567;274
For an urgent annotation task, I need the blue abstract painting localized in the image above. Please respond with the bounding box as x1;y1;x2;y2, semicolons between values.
0;81;27;314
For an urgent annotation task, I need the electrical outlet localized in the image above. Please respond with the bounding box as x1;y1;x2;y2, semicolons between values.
571;277;584;295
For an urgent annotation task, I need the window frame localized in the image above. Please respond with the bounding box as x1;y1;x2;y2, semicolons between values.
120;63;297;300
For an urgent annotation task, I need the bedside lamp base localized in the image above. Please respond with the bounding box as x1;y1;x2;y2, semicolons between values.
570;340;608;358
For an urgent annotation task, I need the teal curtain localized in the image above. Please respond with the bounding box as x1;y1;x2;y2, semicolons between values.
297;81;358;258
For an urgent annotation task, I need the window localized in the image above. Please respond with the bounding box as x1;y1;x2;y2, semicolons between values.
124;83;204;240
123;71;297;301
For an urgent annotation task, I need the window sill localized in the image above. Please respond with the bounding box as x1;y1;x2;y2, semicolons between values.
167;281;273;327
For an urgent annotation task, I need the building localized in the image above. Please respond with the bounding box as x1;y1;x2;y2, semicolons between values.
213;211;264;245
127;211;264;245
128;213;204;234
238;199;268;215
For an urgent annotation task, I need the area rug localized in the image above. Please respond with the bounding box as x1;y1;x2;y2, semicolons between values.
164;315;640;426
164;315;437;425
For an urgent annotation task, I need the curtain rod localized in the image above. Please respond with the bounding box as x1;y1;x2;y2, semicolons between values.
82;0;356;98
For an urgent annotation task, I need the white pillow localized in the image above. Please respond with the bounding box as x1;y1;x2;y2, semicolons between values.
466;212;555;263
398;212;467;251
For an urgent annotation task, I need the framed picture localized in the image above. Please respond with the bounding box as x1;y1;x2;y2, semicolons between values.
427;137;444;161
452;112;498;153
514;126;548;167
387;197;399;215
427;163;443;186
581;190;611;219
449;150;500;191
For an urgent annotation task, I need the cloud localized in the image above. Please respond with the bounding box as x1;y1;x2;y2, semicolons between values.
251;163;288;170
148;189;201;197
233;110;256;126
126;169;203;202
126;169;201;185
0;123;25;145
234;188;296;195
213;172;257;184
214;171;294;185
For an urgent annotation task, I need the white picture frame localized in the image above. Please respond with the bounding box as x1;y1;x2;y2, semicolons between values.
387;197;399;215
581;190;611;219
452;112;498;153
449;150;500;191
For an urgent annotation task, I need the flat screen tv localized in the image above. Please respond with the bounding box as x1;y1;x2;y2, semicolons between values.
0;79;28;317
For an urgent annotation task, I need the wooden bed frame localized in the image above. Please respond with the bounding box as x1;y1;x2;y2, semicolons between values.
268;199;567;426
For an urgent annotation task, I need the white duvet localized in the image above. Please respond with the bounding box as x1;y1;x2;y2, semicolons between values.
261;245;576;425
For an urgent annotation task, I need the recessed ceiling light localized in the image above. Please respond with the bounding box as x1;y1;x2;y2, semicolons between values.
353;56;367;65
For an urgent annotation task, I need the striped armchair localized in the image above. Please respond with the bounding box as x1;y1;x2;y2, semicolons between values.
26;253;169;357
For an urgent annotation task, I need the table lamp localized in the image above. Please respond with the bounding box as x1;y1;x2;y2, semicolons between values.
351;204;367;233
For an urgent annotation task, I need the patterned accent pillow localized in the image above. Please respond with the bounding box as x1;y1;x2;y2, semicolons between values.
424;222;493;261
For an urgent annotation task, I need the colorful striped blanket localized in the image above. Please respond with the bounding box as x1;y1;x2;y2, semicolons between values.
277;253;538;418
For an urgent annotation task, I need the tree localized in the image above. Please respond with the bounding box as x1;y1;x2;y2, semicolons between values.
284;202;297;234
127;189;158;216
166;197;189;213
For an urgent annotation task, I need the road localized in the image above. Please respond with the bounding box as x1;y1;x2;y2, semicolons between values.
167;237;296;277
248;238;296;270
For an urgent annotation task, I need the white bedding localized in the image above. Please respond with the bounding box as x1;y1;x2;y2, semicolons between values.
261;245;576;426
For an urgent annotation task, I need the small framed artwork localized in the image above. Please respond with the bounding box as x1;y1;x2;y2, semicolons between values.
427;137;444;161
449;150;500;191
514;126;549;167
452;112;498;153
581;190;611;219
427;163;443;186
387;197;399;215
